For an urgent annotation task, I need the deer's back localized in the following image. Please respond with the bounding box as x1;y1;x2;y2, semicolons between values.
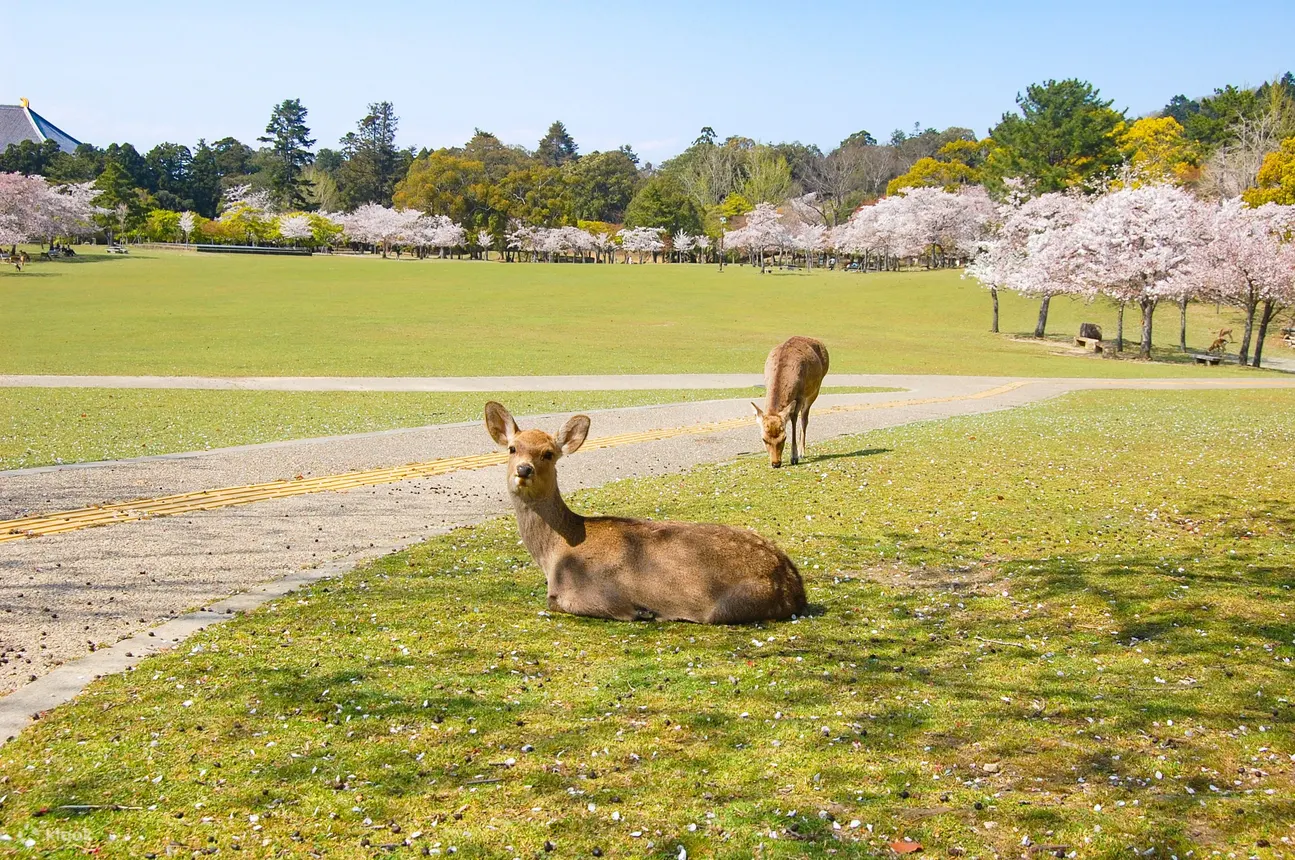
764;337;830;409
553;516;806;622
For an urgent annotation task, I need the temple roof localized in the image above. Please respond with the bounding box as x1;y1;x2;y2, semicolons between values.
0;99;81;155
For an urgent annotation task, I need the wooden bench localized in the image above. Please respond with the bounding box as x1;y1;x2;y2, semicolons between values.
1194;354;1222;366
1074;336;1103;352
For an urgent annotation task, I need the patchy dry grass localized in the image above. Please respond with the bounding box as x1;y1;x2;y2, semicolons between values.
0;387;892;470
0;390;1292;858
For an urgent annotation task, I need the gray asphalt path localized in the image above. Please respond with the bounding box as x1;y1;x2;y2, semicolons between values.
3;375;1294;745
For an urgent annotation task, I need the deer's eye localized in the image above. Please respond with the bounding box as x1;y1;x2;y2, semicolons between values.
508;446;516;454
542;450;555;460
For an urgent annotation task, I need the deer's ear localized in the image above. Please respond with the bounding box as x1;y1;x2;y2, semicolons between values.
484;401;519;447
751;402;765;418
778;403;794;422
556;415;591;455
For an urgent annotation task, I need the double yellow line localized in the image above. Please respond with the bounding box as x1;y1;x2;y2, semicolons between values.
0;382;1029;544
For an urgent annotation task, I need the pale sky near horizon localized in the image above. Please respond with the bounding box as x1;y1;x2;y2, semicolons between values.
3;0;1292;161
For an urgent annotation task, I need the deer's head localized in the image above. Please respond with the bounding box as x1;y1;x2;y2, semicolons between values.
751;402;793;468
485;402;590;500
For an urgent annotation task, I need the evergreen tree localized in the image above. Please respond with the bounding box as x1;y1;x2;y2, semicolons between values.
537;120;579;167
338;101;405;208
258;99;315;210
188;140;223;218
984;79;1125;193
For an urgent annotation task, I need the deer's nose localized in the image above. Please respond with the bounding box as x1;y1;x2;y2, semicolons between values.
516;463;534;479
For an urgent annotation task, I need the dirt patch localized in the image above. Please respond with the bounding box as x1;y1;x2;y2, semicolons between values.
840;564;1007;595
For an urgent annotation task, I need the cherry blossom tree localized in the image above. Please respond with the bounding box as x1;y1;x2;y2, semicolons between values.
693;234;711;264
723;203;788;272
1062;184;1203;359
477;229;492;261
589;227;618;263
672;231;695;263
178;211;197;244
617;226;664;263
278;213;314;246
789;223;826;268
965;191;1089;337
507;221;540;262
0;173;42;248
337;204;420;257
830;205;882;270
1173;198;1295;366
219;184;278;245
1;173;99;250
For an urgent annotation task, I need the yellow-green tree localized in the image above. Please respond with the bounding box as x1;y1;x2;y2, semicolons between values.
1115;116;1202;185
1243;137;1295;205
886;139;995;195
886;157;977;195
394;151;488;224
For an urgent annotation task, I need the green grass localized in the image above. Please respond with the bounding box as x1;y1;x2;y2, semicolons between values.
0;249;1275;378
0;386;893;470
2;389;1291;857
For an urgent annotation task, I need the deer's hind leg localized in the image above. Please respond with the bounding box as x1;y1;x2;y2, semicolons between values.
548;579;644;622
788;406;800;465
797;402;811;464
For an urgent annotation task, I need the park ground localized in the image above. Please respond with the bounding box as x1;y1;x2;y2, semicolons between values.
0;389;1292;857
2;248;1286;468
0;249;1275;379
0;252;1291;857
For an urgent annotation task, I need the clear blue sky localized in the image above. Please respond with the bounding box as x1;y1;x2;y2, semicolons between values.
4;0;1292;162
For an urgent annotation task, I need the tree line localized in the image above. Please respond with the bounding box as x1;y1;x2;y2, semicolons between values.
3;72;1295;250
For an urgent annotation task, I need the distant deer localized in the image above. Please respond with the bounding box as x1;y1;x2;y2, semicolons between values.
752;336;830;468
484;402;807;624
1208;328;1233;355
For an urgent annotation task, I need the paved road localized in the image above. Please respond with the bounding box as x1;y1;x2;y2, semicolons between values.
3;374;1293;744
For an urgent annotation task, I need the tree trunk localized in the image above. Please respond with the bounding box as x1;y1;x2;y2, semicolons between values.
1139;297;1156;359
1237;301;1257;366
1034;295;1051;338
990;287;999;333
1178;297;1188;352
1116;302;1125;352
1252;299;1278;368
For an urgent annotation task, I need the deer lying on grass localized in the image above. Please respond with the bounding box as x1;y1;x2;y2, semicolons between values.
752;336;830;468
484;401;807;624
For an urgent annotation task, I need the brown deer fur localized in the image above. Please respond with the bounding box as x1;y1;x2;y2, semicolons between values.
484;401;807;624
752;336;830;467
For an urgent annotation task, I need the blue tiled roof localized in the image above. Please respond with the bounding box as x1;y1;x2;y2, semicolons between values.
0;102;82;155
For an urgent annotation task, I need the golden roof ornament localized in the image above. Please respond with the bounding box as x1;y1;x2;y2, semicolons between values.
20;97;30;108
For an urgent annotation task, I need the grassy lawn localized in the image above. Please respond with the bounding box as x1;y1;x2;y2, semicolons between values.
0;250;1275;378
0;386;892;470
1;389;1290;856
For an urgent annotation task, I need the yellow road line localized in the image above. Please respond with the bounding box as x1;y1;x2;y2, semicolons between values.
0;382;1033;543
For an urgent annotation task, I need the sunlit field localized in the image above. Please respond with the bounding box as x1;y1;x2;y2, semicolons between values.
0;250;1268;378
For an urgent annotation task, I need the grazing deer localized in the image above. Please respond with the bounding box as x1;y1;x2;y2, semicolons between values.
752;336;830;468
1208;328;1233;355
484;402;807;624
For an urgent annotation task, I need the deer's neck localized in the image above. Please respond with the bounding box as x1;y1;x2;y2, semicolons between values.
511;488;585;572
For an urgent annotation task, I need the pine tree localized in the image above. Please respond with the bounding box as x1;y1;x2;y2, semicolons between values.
537;120;579;167
338;101;404;208
259;99;315;210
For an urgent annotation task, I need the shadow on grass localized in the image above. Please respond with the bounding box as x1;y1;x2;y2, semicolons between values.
806;447;890;463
